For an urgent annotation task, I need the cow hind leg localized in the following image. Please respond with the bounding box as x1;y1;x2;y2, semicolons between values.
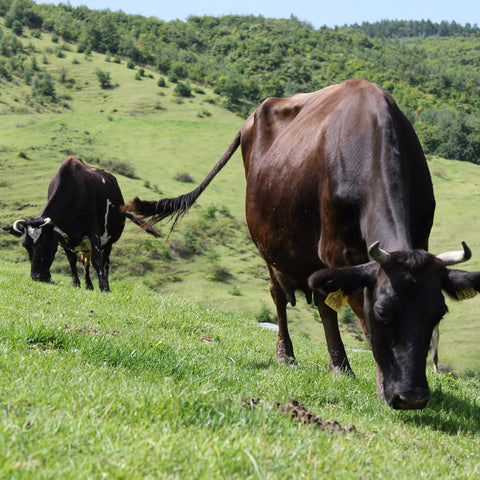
316;298;354;375
268;274;295;365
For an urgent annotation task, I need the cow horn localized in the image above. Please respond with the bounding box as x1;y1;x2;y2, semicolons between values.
40;217;52;228
13;219;26;233
436;241;472;266
368;241;391;265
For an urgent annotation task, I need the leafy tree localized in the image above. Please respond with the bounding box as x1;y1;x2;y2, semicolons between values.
31;72;56;98
213;75;245;104
11;19;22;35
94;68;113;89
174;81;192;97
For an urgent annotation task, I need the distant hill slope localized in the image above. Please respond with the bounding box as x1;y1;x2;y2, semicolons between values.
1;2;480;161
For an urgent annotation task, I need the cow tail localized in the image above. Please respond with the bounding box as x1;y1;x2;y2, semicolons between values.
125;131;241;230
124;212;163;238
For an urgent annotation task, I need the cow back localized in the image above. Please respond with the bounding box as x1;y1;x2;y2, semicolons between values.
240;79;435;280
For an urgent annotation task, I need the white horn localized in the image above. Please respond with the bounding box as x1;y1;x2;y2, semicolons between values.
368;241;391;265
436;241;471;266
40;217;52;228
12;219;26;233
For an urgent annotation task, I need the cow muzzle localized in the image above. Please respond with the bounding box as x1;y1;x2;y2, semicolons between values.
31;272;51;283
388;387;430;410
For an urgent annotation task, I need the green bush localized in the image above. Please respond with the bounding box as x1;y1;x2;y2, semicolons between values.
174;172;194;183
174;81;192;98
31;73;56;99
255;304;274;323
95;68;113;89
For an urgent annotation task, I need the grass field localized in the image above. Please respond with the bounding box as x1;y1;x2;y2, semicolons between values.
0;261;479;479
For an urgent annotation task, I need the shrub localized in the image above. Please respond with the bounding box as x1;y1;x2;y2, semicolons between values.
255;304;274;323
11;20;22;36
157;76;166;87
174;172;194;183
95;69;113;89
205;264;231;282
203;205;217;219
126;61;135;69
31;73;56;99
174;81;192;97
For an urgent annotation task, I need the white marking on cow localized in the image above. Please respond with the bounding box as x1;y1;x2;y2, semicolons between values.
102;178;106;184
27;226;42;244
100;199;113;246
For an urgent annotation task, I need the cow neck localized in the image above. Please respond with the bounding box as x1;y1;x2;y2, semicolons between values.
362;186;413;254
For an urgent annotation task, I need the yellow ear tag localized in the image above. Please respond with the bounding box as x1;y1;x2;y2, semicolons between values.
325;289;349;312
455;287;477;301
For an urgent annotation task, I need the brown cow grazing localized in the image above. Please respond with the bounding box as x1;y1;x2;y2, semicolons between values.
3;157;160;291
126;79;480;409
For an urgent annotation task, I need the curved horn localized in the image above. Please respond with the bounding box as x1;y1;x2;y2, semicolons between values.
368;241;391;265
12;219;26;233
436;241;472;266
40;217;52;228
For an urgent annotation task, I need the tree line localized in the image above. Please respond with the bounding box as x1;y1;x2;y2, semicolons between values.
1;0;480;163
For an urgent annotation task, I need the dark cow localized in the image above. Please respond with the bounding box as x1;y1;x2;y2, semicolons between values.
126;80;480;409
3;157;159;291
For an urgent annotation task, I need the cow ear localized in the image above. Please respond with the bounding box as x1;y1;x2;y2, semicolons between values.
2;225;24;237
442;269;480;300
308;263;376;295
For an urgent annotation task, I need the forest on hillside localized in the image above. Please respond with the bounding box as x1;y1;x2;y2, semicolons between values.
1;0;480;163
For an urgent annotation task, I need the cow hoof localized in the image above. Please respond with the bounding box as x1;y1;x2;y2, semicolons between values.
329;364;355;377
276;342;296;365
327;358;354;376
277;354;297;366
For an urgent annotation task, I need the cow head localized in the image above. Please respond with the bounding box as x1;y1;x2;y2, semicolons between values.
308;242;480;410
3;217;68;282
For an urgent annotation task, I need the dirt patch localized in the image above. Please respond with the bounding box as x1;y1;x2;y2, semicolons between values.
243;397;358;434
63;324;117;337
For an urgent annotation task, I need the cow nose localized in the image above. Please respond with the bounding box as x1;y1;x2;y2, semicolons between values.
31;273;51;283
390;388;430;410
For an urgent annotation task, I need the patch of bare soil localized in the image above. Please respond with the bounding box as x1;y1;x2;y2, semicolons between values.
243;397;359;434
62;324;117;337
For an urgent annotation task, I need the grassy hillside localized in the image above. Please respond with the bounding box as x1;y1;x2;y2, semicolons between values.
1;20;480;375
0;260;479;478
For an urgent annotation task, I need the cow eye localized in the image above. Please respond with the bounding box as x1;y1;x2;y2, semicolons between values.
374;304;390;324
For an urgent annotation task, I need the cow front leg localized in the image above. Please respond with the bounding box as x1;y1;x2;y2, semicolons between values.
90;236;110;292
268;274;295;365
64;248;80;288
316;298;354;375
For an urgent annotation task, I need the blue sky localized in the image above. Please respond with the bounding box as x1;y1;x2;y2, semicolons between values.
43;0;479;29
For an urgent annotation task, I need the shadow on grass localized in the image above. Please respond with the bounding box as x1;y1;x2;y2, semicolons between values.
400;379;480;435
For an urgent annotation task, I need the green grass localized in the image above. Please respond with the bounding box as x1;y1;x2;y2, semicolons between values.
0;261;479;479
